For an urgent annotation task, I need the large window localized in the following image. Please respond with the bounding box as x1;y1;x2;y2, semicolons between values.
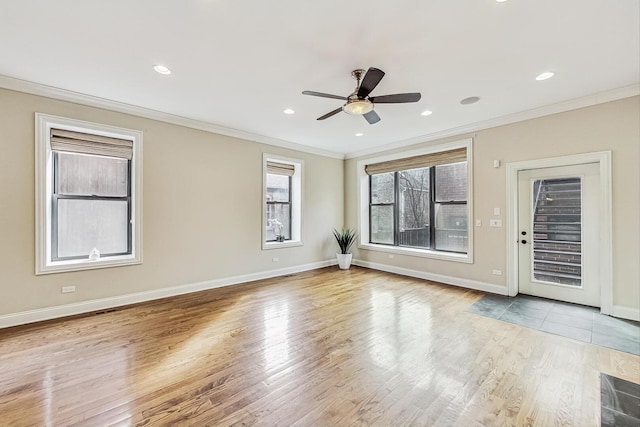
262;154;303;249
36;114;142;274
359;140;472;262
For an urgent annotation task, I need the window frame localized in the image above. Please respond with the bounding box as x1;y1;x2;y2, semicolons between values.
35;113;143;274
357;139;473;263
262;153;303;250
369;165;468;253
265;173;292;242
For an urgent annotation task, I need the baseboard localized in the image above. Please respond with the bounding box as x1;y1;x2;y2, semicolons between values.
0;259;337;329
353;259;508;295
611;305;640;322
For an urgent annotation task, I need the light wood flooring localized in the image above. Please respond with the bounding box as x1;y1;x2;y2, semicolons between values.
1;266;638;426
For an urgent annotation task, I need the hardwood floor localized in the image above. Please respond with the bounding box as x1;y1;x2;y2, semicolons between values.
1;266;638;426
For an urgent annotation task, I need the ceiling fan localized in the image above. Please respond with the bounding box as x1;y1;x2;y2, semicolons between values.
302;67;421;124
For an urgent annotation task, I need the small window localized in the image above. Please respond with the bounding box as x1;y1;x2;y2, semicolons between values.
265;171;292;242
262;154;303;249
36;114;142;274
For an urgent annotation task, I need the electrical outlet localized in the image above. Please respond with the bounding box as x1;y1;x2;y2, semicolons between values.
492;270;503;276
62;286;76;293
272;257;279;262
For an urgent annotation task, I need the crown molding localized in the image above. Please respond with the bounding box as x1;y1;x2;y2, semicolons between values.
2;74;637;162
345;83;640;159
0;74;345;160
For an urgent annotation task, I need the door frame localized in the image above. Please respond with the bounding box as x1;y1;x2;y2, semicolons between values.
506;151;612;314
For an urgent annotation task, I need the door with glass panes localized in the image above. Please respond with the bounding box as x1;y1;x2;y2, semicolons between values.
517;163;600;307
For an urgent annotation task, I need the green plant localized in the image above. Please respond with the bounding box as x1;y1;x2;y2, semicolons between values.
333;228;357;254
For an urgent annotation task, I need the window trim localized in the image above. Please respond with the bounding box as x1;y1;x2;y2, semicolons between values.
357;139;473;263
262;153;303;250
35;113;143;274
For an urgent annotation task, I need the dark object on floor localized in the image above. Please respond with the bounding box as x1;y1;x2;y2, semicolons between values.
468;294;640;355
601;373;640;427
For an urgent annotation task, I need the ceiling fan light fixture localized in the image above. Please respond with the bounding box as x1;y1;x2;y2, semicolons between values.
343;99;374;115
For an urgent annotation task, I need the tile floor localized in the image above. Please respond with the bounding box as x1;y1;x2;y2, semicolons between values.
468;294;640;355
601;373;640;427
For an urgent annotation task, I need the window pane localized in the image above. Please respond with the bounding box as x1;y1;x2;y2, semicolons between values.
266;203;291;241
370;205;394;244
398;167;430;248
434;204;468;252
57;199;128;258
532;177;582;287
266;174;290;202
371;173;394;204
57;152;128;197
435;162;467;202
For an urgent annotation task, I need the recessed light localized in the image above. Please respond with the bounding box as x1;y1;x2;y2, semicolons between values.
153;65;172;75
536;72;555;81
283;108;295;115
460;96;480;105
355;133;363;137
421;110;433;116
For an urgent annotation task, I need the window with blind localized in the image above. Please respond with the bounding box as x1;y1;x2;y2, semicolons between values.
263;154;303;249
36;114;142;274
358;141;472;260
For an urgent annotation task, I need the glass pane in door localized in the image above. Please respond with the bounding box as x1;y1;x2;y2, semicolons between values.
531;177;582;286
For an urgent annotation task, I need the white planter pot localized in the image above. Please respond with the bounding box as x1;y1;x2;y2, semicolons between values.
336;253;353;270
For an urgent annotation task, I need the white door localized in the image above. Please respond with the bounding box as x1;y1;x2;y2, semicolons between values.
518;163;600;307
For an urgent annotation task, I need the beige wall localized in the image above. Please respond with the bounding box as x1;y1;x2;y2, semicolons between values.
0;88;344;315
1;88;637;319
345;96;640;310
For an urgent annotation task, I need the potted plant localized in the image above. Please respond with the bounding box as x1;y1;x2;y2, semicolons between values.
333;228;357;269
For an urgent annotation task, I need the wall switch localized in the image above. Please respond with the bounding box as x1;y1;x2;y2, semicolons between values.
493;160;501;168
493;207;501;216
489;219;503;227
492;269;503;276
62;286;76;293
272;257;279;262
475;219;482;227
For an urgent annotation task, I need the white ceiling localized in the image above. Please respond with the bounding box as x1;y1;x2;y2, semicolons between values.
1;0;638;157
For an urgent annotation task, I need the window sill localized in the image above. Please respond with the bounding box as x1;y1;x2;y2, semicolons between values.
37;255;142;275
358;243;471;263
262;240;303;250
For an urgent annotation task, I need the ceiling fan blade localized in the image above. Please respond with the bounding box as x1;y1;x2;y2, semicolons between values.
357;68;385;98
363;110;381;124
317;107;343;120
369;93;422;103
302;91;348;101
